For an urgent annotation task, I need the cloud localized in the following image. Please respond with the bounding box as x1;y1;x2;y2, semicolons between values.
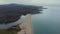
0;0;60;6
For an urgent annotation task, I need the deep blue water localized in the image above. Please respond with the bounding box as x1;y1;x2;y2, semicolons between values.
32;6;60;34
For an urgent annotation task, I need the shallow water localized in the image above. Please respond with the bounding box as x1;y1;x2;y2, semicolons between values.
0;15;26;29
32;6;60;34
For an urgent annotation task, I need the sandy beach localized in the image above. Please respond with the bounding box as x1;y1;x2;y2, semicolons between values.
17;14;33;34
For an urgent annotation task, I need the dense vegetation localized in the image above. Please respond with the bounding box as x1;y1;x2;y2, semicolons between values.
0;3;43;24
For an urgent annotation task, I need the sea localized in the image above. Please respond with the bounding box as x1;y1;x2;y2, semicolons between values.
31;6;60;34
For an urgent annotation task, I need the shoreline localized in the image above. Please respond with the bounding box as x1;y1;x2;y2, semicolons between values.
17;14;33;34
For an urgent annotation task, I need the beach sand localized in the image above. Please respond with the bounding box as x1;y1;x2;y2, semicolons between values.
17;14;33;34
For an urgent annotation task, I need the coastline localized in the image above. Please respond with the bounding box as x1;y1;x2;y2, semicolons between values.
17;14;33;34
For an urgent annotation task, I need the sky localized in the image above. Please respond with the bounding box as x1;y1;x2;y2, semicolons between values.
0;0;60;6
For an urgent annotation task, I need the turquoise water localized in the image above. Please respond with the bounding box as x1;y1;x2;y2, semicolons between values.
32;6;60;34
